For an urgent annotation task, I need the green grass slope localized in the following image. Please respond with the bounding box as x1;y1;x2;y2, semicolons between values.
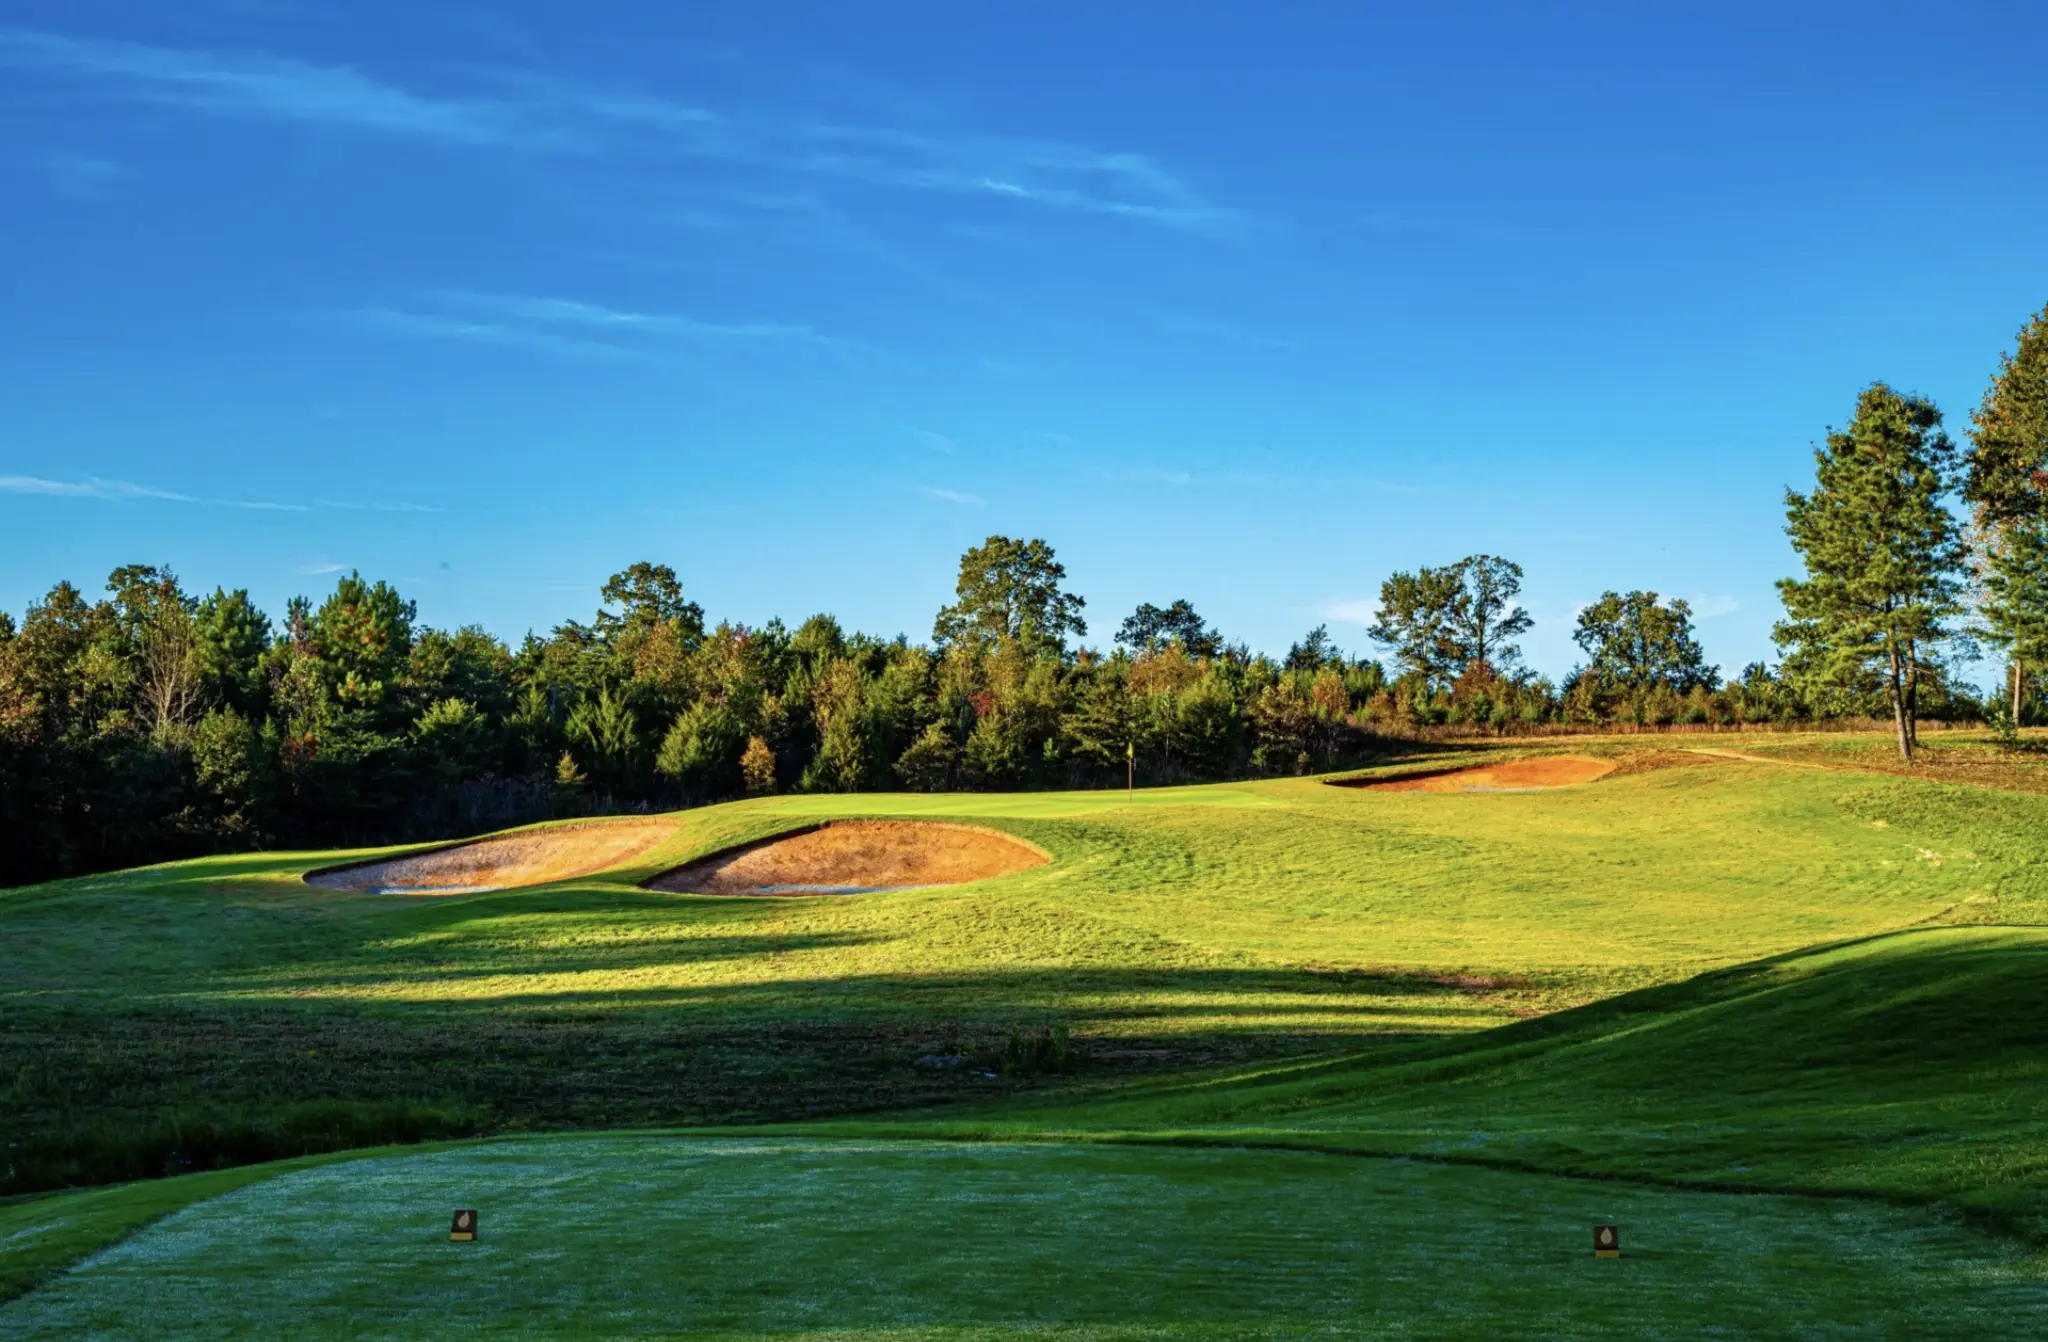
5;1136;2044;1338
863;925;2048;1239
8;751;2048;1194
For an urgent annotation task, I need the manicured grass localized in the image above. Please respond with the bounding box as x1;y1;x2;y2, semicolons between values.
4;1136;2043;1338
834;926;2048;1240
0;1145;443;1304
8;744;2048;1194
9;736;2048;1330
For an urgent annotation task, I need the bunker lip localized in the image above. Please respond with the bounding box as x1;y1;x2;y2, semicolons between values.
1334;755;1618;793
645;819;1049;897
305;817;678;894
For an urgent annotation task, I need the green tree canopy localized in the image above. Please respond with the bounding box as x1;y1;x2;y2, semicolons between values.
1572;592;1717;694
933;536;1086;656
194;587;273;716
1369;555;1532;686
1978;515;2048;716
1284;625;1340;672
312;572;416;707
597;562;705;648
1965;302;2048;723
1964;302;2048;528
1117;600;1220;658
1775;384;1965;760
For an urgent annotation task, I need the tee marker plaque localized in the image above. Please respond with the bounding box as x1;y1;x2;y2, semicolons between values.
1594;1224;1620;1258
450;1209;478;1243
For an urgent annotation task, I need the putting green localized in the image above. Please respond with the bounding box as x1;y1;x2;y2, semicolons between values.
4;1137;2043;1338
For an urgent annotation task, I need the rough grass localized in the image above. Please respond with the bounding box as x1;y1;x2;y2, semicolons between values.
4;1137;2043;1339
1708;726;2048;796
8;744;2048;1195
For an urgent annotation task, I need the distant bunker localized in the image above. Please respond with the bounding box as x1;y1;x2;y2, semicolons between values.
306;818;678;895
646;820;1049;897
1348;755;1617;793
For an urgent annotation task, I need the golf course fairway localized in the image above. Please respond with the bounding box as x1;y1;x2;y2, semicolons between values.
4;1137;2044;1339
7;743;2048;1333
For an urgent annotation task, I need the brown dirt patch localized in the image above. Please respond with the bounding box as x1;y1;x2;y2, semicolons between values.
646;820;1048;896
306;818;678;894
1358;754;1618;792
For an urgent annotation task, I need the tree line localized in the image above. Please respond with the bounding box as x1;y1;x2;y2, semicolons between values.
2;302;2041;884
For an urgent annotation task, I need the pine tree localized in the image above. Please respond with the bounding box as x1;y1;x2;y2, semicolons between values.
1965;302;2048;724
1775;384;1965;762
1979;515;2048;727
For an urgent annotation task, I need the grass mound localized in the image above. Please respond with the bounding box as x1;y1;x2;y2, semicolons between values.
645;820;1049;895
945;925;2048;1239
305;818;676;894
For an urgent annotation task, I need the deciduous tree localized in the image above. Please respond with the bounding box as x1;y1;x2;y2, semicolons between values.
933;537;1086;656
1572;592;1717;694
1369;556;1531;687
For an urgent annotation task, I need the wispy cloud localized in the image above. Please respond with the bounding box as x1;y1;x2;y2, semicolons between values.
351;293;863;363
1326;599;1380;626
903;425;956;453
0;475;195;502
1689;594;1740;619
298;562;348;575
796;123;1234;233
345;307;652;361
0;26;1234;233
1;473;436;514
314;498;444;514
0;27;525;144
451;292;856;351
919;485;984;506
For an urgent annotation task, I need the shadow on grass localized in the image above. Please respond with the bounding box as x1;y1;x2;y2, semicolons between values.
0;958;1518;1197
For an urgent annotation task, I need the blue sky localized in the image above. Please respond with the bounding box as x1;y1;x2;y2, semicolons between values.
4;1;2044;680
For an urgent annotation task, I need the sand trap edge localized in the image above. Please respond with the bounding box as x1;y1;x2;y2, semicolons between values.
642;819;1052;898
1324;755;1618;793
302;818;678;895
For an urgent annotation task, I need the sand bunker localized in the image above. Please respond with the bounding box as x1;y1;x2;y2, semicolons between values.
306;818;677;894
1355;755;1617;793
646;820;1048;896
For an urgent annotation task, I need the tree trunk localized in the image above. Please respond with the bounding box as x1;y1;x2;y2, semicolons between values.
1887;645;1913;762
2015;660;2027;730
1904;642;1920;748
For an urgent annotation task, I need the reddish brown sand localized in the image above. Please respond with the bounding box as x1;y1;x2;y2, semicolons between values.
1363;755;1618;792
646;820;1048;896
306;818;677;894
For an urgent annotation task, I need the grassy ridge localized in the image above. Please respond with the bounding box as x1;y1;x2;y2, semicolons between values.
832;926;2048;1239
